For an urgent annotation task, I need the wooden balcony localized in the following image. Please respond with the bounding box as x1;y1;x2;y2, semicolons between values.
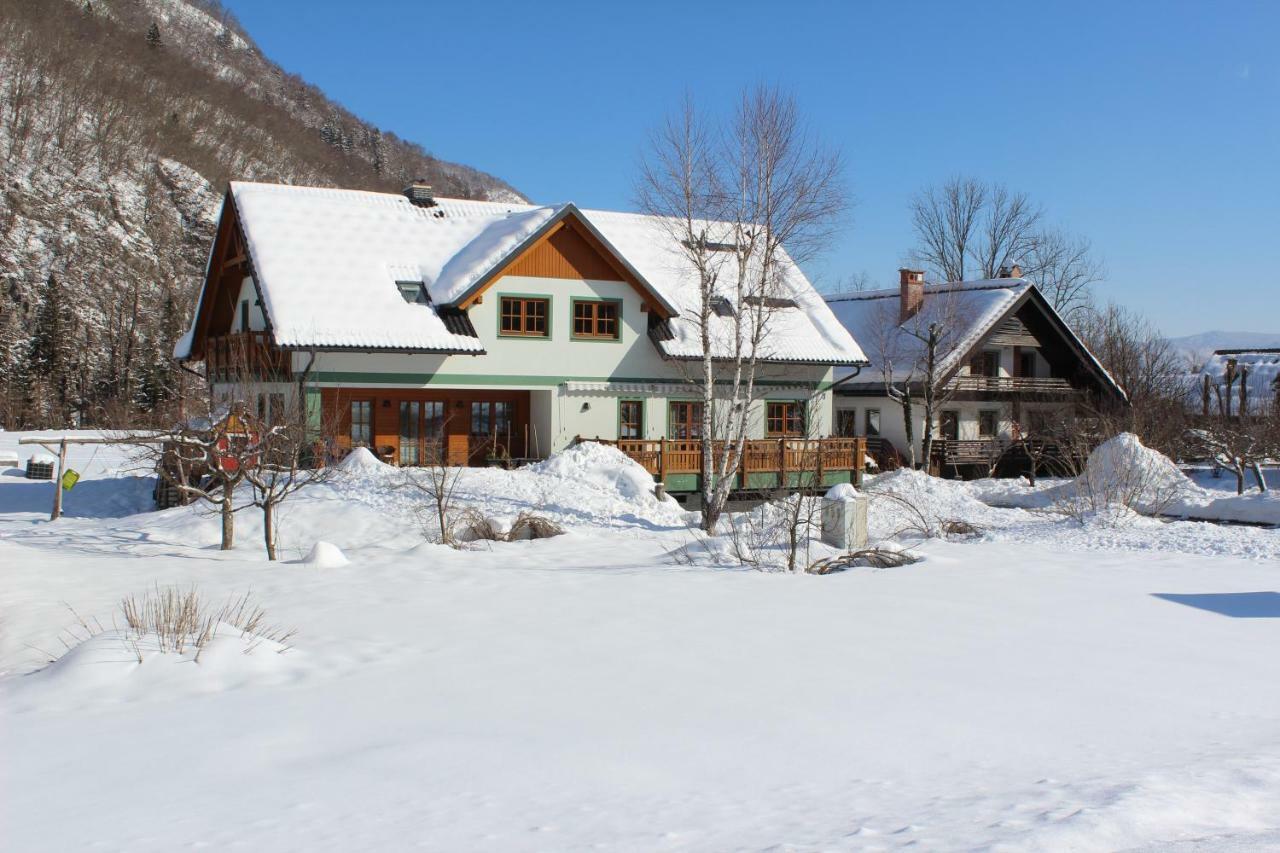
592;436;866;493
929;437;1089;477
948;375;1077;395
205;332;291;381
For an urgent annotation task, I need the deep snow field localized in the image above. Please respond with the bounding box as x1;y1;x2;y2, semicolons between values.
2;431;1279;852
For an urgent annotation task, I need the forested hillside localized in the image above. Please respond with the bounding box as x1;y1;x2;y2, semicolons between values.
0;0;523;429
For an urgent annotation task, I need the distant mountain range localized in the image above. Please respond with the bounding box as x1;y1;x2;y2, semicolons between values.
1167;331;1280;369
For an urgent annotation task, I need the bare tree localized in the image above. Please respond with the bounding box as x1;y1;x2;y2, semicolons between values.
870;299;919;469
1189;359;1276;494
243;415;332;561
910;177;1054;284
909;177;985;283
129;401;252;550
1023;228;1105;320
1075;301;1190;458
973;184;1042;279
638;86;847;533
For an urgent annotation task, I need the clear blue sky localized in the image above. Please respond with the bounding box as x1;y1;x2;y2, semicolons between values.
221;0;1278;337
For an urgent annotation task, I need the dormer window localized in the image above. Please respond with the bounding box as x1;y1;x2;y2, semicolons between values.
397;281;429;305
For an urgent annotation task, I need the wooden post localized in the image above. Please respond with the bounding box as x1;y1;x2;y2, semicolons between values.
816;438;825;487
51;438;67;521
778;437;786;489
658;438;667;485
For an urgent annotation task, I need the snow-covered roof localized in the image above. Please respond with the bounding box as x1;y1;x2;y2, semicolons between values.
825;280;1030;385
1200;349;1280;406
178;182;866;364
825;279;1124;399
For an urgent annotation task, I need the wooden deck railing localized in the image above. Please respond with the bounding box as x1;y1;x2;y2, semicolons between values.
206;332;291;380
929;436;1091;475
587;436;866;491
948;375;1076;394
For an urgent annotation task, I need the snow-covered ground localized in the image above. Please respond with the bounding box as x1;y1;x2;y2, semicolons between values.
3;430;1280;851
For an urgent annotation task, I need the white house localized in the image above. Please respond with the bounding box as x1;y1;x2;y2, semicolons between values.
824;268;1127;473
174;181;868;488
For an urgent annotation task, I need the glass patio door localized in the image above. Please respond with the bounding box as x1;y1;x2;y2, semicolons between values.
423;400;444;463
399;401;421;465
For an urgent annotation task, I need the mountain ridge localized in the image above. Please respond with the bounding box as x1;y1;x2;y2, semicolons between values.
0;0;524;428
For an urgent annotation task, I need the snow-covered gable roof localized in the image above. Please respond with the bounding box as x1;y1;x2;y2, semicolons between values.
179;182;865;364
1200;349;1280;407
825;279;1124;399
580;209;866;365
826;280;1029;385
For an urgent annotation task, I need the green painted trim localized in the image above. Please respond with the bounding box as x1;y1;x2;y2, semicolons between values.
310;371;824;389
664;473;699;493
495;292;553;341
617;397;644;440
569;296;624;343
305;389;322;436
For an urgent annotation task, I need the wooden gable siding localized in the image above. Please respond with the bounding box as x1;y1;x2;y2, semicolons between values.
987;314;1040;348
504;220;624;282
460;212;670;316
189;192;263;359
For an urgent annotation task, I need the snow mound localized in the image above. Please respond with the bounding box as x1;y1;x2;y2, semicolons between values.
338;447;387;474
864;468;1013;539
825;483;860;501
9;626;300;712
301;541;349;568
529;442;659;503
1073;433;1193;515
28;453;56;465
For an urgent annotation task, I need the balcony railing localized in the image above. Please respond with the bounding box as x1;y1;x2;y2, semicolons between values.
589;436;866;492
948;375;1076;394
206;332;291;381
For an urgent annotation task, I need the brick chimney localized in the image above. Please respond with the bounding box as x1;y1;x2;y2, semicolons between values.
899;268;925;322
998;263;1023;279
402;179;437;208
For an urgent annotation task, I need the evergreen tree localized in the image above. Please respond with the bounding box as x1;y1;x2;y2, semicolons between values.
28;274;75;423
146;21;161;49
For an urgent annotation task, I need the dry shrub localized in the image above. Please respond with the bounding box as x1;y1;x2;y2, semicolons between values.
456;507;502;542
940;519;983;538
506;512;565;541
807;548;919;574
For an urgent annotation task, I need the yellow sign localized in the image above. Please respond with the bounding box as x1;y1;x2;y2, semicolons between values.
60;469;80;491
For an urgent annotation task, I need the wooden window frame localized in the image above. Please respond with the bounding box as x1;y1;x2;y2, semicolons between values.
938;409;960;441
349;399;373;447
978;409;998;438
1018;350;1037;379
571;298;622;341
618;399;644;440
668;400;704;440
864;408;881;438
835;409;858;438
765;401;806;437
497;294;551;339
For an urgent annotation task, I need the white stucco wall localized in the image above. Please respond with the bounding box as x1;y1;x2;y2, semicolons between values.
273;272;837;454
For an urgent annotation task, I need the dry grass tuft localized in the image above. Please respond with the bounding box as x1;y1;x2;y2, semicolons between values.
117;586;295;660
